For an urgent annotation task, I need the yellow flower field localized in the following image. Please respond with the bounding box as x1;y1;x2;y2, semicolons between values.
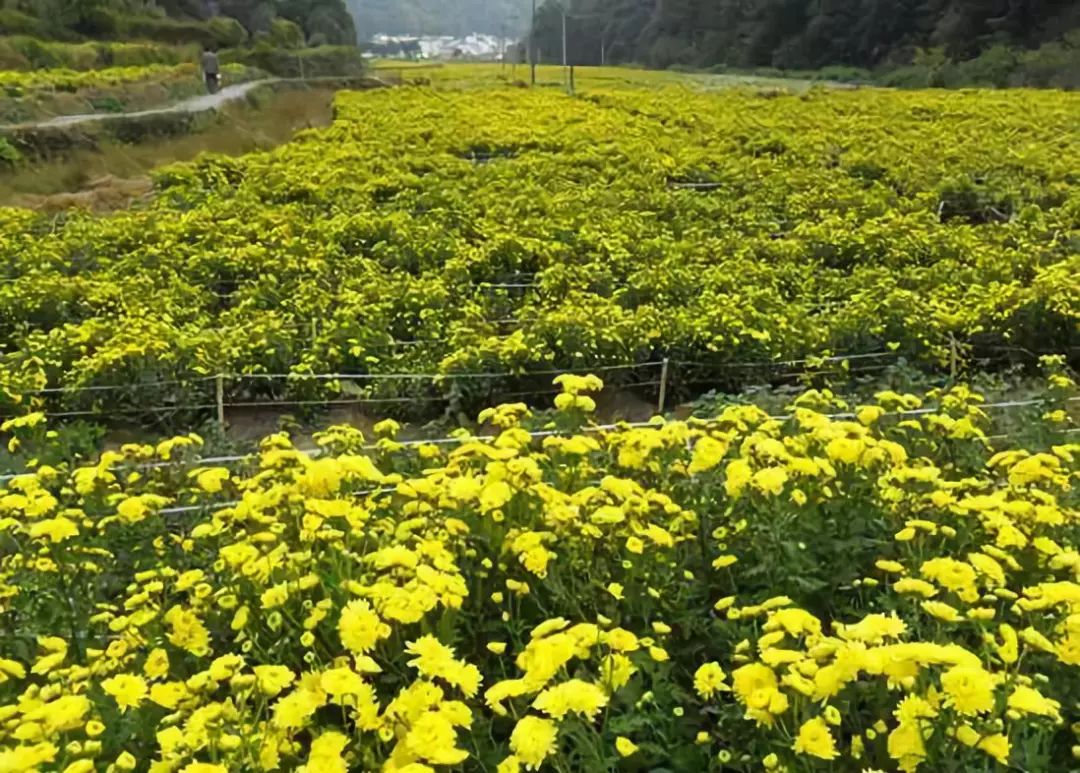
1;79;1077;420
0;364;1077;771
0;66;1078;772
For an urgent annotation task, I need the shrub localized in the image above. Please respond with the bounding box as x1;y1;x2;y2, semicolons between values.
814;65;871;83
223;44;365;78
63;45;101;70
1015;39;1080;89
104;110;198;144
0;36;192;71
877;64;933;88
0;9;45;37
114;14;247;48
877;41;1078;92
751;66;785;79
0;125;98;161
0;136;22;168
0;37;30;69
5;35;62;68
117;15;212;46
268;17;304;49
206;15;247;48
647;34;693;69
79;6;120;37
105;41;192;67
949;44;1017;88
278;0;355;46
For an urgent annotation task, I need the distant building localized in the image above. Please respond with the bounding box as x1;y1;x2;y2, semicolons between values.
367;33;505;61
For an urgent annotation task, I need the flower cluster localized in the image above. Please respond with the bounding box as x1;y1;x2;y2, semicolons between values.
0;370;1076;771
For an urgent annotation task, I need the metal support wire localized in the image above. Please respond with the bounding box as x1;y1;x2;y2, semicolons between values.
222;395;450;408
221;361;666;382
30;376;219;395
5;395;1075;484
35;403;220;418
13;352;901;398
668;351;899;370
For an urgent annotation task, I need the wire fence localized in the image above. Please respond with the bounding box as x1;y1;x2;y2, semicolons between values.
12;353;884;403
4;393;1075;486
21;342;1076;402
3;347;1076;435
15;360;667;399
2;352;1071;421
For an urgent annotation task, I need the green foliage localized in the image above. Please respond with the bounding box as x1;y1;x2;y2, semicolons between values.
206;15;247;47
0;8;47;37
878;35;1080;90
87;94;125;112
878;65;934;89
0;137;22;169
0;35;192;70
0;0;355;50
813;65;871;83
1015;32;1080;88
268;17;303;49
277;0;356;45
529;0;1080;88
223;44;366;77
110;14;246;48
949;44;1019;88
0;416;103;474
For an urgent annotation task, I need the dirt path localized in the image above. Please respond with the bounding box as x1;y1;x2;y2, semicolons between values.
0;87;342;210
5;79;279;131
1;76;383;132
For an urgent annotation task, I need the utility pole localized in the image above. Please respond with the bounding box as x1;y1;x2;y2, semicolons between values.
509;12;519;79
561;5;567;92
529;0;537;85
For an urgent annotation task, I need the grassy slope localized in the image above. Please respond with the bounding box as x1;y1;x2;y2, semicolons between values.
0;87;336;208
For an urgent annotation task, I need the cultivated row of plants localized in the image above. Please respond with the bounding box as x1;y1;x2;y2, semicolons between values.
0;62;250;97
0;36;194;72
0;366;1077;771
0;83;1076;421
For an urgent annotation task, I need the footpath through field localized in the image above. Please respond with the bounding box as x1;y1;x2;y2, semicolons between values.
0;76;381;131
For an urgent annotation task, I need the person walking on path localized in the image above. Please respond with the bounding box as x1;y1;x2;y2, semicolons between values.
201;46;221;94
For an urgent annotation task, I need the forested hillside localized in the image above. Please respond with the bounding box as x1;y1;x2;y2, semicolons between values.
532;0;1080;86
348;0;527;38
0;0;356;45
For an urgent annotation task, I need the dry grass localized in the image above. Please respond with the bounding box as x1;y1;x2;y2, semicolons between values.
0;87;336;211
14;174;154;213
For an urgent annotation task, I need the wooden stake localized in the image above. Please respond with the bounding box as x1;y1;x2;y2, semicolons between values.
216;374;225;428
657;358;670;414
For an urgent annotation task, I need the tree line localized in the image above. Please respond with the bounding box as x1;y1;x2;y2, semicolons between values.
529;0;1080;83
0;0;356;47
